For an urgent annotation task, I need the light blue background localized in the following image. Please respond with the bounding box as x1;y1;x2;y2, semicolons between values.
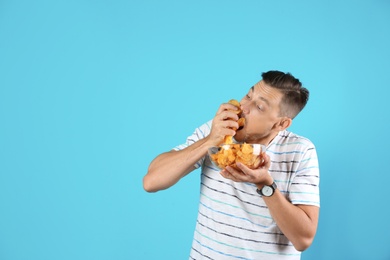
1;0;389;259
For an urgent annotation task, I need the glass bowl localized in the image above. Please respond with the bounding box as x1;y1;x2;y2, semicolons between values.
208;143;266;170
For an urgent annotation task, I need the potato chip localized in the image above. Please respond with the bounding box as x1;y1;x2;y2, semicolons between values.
228;99;241;114
224;136;233;145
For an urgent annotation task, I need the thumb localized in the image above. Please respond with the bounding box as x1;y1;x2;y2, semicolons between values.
260;152;270;169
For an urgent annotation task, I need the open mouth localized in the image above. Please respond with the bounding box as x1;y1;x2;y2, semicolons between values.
237;115;245;131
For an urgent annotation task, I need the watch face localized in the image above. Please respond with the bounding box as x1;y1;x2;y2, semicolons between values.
262;186;273;196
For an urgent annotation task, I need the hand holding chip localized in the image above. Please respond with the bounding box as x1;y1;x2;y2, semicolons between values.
208;99;243;146
223;99;245;144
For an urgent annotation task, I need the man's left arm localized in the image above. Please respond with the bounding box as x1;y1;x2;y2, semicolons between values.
220;152;319;251
262;188;319;251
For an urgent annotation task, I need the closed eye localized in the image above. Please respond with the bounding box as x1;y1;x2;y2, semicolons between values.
245;86;254;100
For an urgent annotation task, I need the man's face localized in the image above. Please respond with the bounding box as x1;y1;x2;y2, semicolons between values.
234;80;285;144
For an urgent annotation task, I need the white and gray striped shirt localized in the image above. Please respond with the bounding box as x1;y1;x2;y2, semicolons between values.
175;120;320;260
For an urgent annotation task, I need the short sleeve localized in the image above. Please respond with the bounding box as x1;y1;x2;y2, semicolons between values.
289;145;320;207
173;120;212;169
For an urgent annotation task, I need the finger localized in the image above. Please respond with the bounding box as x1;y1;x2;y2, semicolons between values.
220;169;237;181
219;169;228;178
219;111;239;121
225;165;248;182
216;103;239;116
214;119;239;136
224;102;240;113
235;162;250;175
261;153;271;169
223;120;239;132
235;163;258;182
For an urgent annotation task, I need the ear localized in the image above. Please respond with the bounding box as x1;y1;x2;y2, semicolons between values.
274;117;292;131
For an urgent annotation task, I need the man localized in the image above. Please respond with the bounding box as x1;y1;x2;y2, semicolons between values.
143;70;320;259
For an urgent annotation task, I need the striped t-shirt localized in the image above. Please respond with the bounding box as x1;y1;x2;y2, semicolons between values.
174;120;320;260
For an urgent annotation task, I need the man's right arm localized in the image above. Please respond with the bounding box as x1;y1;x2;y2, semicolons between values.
143;136;211;192
143;102;241;192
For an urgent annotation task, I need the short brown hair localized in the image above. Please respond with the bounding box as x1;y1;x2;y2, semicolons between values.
262;70;309;119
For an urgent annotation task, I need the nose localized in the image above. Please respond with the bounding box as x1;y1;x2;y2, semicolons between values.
240;100;250;115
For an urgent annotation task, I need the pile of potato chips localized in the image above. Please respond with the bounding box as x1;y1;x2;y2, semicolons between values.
210;143;262;170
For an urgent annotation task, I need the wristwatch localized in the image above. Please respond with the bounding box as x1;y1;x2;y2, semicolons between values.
256;182;277;197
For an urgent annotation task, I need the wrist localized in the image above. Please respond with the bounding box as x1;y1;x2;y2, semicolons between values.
203;135;221;149
255;175;274;190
